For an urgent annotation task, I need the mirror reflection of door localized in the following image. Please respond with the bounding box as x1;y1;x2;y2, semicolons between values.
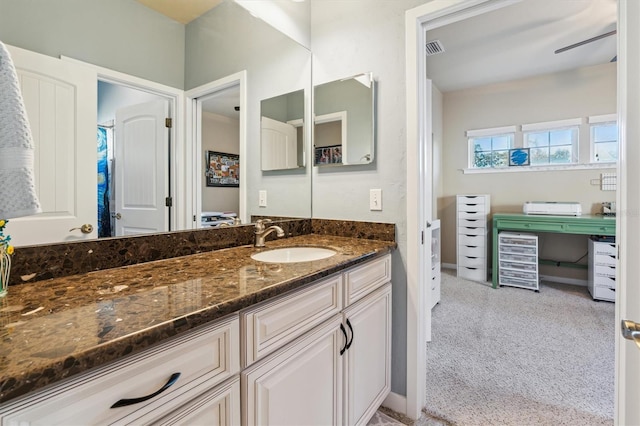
114;99;170;236
97;82;170;238
199;85;240;228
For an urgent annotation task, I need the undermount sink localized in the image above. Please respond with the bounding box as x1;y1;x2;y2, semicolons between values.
251;247;337;263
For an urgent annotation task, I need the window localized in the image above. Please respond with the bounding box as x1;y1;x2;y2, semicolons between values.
589;114;618;163
467;126;515;169
522;119;580;165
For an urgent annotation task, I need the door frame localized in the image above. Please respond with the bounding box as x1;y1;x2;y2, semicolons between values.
60;56;186;231
185;71;247;225
405;0;628;421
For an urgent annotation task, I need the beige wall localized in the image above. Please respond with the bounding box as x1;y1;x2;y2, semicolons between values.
432;84;444;218
439;62;617;281
201;112;240;214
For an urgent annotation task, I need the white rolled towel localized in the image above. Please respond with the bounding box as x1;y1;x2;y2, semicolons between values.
0;41;41;219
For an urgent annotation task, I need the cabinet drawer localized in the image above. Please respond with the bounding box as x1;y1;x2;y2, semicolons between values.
458;226;485;236
457;195;486;205
499;252;537;263
457;210;487;220
458;218;486;229
458;255;485;268
591;285;615;301
500;268;538;281
500;260;537;272
457;202;487;213
344;254;391;306
592;242;616;256
594;264;616;278
458;266;487;282
0;316;240;426
459;244;485;257
594;254;617;267
593;275;616;288
499;276;538;290
458;234;485;247
242;274;342;367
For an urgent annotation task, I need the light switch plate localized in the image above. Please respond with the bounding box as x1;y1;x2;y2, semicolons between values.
259;190;267;207
370;189;382;211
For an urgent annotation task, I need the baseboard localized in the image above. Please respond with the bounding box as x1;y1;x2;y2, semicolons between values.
382;392;406;416
442;263;456;270
539;274;587;287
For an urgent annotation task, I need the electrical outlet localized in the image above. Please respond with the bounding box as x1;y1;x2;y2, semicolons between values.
259;190;267;207
370;189;382;211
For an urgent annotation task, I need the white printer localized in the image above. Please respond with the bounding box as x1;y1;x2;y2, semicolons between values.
523;201;582;216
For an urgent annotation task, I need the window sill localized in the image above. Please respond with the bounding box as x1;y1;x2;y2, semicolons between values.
462;162;617;174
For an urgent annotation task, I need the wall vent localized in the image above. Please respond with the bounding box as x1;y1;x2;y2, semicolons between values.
425;40;445;56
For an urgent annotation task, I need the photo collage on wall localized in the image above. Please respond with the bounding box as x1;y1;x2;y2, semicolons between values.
205;151;240;187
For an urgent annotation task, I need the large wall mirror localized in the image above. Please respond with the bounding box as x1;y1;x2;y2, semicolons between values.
260;90;305;171
314;72;375;166
1;0;312;246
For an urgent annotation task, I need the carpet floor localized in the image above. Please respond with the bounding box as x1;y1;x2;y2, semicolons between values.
423;269;615;425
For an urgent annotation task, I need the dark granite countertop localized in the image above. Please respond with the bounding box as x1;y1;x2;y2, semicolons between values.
0;234;395;404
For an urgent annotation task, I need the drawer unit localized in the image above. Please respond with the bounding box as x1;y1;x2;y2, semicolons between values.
498;232;539;291
588;237;616;302
457;194;490;282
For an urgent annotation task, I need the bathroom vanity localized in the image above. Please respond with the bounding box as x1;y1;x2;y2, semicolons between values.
0;234;394;425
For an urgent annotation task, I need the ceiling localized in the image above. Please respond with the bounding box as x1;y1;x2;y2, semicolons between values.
426;0;617;92
135;0;223;24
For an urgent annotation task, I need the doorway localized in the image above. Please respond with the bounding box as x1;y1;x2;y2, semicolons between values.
185;71;247;227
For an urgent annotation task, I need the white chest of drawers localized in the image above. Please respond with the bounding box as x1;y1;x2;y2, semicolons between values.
588;238;616;302
457;194;490;282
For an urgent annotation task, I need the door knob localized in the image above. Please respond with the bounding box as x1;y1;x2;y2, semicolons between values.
114;213;122;220
69;224;93;234
621;320;640;350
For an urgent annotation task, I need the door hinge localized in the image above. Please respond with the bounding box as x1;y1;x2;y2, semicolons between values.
165;196;173;207
421;230;424;244
193;215;196;222
165;117;172;128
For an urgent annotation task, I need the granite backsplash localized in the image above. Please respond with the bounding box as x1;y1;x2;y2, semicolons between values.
10;219;395;286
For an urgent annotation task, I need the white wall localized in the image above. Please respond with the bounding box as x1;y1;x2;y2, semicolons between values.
201;112;240;214
0;0;185;89
311;0;431;397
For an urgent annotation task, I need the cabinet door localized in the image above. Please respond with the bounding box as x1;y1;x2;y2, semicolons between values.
242;316;343;426
342;283;392;426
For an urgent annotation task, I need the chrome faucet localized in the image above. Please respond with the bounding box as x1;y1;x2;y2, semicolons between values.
254;219;285;247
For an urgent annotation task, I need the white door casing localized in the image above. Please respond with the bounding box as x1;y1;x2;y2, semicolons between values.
616;1;640;424
7;45;97;246
260;116;298;171
114;100;169;236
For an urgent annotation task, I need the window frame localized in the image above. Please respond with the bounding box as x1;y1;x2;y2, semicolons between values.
466;125;516;169
589;114;618;164
522;118;581;166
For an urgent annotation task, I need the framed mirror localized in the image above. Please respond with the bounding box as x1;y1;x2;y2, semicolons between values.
313;72;375;166
260;90;305;171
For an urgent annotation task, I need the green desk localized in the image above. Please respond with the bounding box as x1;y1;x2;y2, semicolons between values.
492;213;616;288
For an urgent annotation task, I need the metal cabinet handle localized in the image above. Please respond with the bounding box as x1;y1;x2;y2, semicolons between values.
345;318;354;350
111;372;181;408
69;224;93;234
340;323;348;355
621;320;640;350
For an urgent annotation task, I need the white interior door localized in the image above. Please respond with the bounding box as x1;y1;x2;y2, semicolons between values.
7;45;97;246
114;100;169;236
260;116;298;170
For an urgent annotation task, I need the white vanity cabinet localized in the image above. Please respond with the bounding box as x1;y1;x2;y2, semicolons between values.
241;255;392;426
0;316;240;426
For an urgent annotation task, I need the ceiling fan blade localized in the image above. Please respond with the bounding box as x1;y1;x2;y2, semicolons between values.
554;30;617;54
